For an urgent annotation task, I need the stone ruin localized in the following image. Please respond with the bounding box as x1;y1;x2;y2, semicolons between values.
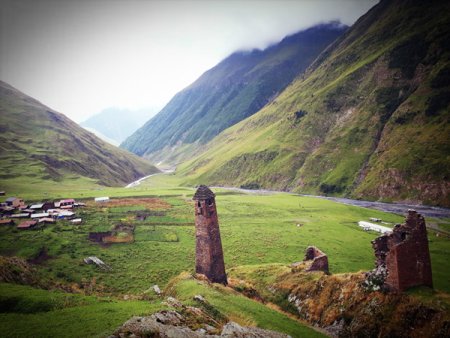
370;210;433;292
193;185;227;285
304;246;329;273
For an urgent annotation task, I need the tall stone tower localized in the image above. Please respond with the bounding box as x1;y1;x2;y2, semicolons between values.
193;185;227;285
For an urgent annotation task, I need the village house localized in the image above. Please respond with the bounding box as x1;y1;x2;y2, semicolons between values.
10;213;31;218
95;197;109;203
5;197;25;208
57;210;75;219
0;219;15;226
42;201;55;210
59;199;75;209
28;201;54;211
29;203;44;210
0;206;14;216
47;209;60;216
17;220;37;229
38;217;55;224
30;212;50;219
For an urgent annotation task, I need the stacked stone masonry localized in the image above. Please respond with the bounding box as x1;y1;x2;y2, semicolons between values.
193;185;227;285
372;210;433;292
304;246;329;273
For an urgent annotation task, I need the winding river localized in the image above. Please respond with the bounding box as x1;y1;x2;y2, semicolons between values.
125;173;450;219
213;186;450;219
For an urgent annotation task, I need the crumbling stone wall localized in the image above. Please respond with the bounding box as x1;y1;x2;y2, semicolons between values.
371;210;432;292
304;246;329;273
193;185;227;285
88;232;112;242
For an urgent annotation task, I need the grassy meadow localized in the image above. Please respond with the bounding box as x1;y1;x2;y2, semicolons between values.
0;283;166;338
0;173;449;337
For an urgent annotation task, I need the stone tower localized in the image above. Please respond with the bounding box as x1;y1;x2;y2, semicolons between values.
193;185;227;285
372;210;433;292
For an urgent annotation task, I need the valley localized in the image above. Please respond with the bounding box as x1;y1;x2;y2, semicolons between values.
1;0;449;336
122;0;450;208
0;174;449;336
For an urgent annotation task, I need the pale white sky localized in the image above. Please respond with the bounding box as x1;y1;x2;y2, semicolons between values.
0;0;377;123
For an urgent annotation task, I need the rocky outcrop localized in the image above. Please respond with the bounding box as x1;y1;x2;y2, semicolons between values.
221;321;290;337
110;310;290;338
0;256;39;285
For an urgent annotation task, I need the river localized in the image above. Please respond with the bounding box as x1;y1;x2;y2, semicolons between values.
213;186;450;219
124;173;450;219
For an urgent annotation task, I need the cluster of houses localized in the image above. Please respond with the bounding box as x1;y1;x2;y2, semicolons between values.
0;197;85;229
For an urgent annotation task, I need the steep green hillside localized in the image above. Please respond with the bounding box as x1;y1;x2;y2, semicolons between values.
0;81;159;187
121;23;346;164
179;0;450;207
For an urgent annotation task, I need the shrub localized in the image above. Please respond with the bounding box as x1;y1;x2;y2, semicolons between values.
240;182;260;190
294;110;307;120
430;67;450;88
319;183;343;194
425;91;450;116
363;265;387;292
389;36;428;78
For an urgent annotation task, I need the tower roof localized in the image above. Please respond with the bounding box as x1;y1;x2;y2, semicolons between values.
193;185;215;200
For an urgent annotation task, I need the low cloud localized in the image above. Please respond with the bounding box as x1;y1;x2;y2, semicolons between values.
0;0;377;122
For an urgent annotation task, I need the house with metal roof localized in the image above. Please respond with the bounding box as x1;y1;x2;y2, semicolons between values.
30;213;50;219
0;219;15;225
5;197;25;208
17;220;37;229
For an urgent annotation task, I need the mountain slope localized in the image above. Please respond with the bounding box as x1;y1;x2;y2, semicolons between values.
178;0;450;207
81;106;159;145
121;23;347;164
0;81;159;187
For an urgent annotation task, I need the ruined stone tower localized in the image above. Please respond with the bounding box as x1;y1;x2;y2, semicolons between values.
193;185;227;285
372;210;433;292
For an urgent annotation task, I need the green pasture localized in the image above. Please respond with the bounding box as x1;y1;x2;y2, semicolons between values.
0;283;164;338
0;174;449;337
1;174;449;293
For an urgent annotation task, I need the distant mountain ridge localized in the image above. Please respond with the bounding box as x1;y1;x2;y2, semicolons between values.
178;0;450;207
121;23;347;164
0;81;159;187
81;106;159;144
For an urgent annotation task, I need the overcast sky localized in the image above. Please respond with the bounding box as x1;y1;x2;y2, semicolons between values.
1;0;378;123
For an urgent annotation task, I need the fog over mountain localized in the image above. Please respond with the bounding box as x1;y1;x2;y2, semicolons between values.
0;0;377;122
81;106;161;145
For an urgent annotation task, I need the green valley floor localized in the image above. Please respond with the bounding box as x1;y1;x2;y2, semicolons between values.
0;173;449;337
